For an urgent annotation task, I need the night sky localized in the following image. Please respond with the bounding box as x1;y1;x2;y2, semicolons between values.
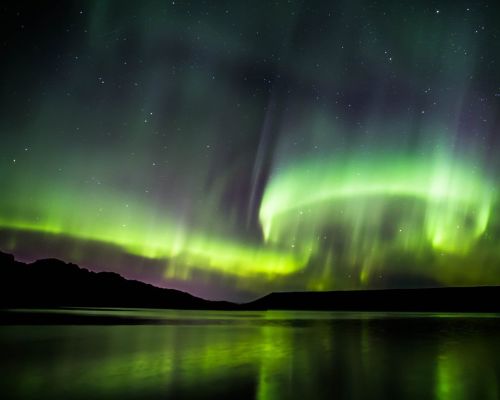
1;1;500;301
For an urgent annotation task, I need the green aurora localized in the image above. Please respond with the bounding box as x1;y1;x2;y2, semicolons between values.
1;1;499;300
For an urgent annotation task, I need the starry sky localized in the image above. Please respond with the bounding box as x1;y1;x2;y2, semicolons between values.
1;0;500;301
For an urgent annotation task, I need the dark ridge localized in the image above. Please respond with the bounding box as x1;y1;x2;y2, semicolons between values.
2;251;500;313
0;251;235;310
246;287;500;312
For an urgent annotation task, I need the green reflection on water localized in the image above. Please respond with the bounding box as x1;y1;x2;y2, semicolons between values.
1;310;500;400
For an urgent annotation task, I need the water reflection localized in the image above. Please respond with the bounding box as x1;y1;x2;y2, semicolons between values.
1;310;499;399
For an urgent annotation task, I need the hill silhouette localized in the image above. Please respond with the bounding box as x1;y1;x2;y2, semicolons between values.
247;286;500;312
0;251;234;310
2;251;500;312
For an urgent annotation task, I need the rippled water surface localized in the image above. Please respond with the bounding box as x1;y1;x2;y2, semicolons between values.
1;309;500;399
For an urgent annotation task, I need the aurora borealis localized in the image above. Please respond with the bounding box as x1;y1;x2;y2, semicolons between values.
1;1;500;301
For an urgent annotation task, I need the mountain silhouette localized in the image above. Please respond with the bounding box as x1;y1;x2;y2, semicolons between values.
1;251;499;312
246;286;500;312
0;251;234;310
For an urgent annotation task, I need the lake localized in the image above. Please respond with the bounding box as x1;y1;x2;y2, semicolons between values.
1;309;500;399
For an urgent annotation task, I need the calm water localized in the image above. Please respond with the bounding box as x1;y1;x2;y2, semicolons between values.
1;309;500;400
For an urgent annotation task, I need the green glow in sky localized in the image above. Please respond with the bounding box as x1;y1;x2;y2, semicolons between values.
261;150;493;253
259;143;495;288
1;0;499;300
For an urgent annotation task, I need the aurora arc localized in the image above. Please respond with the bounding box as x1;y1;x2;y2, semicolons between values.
261;151;494;254
1;0;500;301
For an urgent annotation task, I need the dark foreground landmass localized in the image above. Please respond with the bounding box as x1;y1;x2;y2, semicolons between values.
1;251;500;321
0;251;234;311
246;286;500;312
